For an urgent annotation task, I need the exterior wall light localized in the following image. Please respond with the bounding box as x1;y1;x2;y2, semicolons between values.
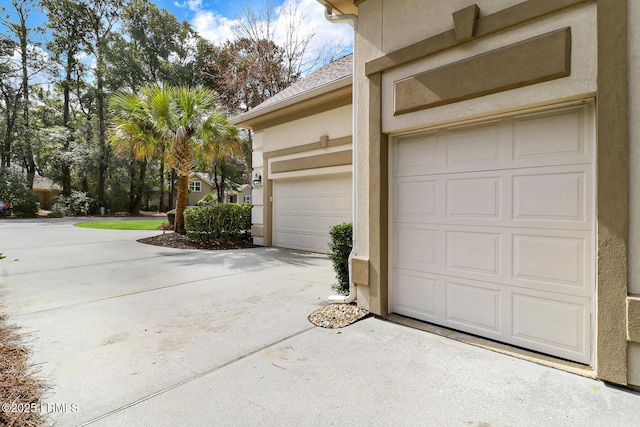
252;172;262;189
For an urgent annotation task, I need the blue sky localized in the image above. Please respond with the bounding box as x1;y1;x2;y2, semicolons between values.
4;0;352;56
150;0;352;49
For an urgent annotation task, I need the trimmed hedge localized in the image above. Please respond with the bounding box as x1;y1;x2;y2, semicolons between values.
184;203;252;243
328;223;353;294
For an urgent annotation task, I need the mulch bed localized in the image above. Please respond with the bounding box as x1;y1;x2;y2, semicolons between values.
138;232;256;250
0;314;49;427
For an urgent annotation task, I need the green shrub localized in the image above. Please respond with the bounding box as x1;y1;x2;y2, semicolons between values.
0;168;38;217
184;203;251;243
167;209;176;225
167;207;196;225
197;193;217;206
51;191;95;217
328;223;353;294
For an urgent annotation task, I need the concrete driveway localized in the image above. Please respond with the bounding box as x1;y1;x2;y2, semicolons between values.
1;219;640;427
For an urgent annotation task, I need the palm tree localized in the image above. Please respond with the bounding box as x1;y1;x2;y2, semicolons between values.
109;86;163;214
110;84;237;234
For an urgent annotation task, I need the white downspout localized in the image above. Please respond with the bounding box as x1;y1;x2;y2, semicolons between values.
324;4;358;304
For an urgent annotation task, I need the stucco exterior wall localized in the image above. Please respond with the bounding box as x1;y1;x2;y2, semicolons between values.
261;104;351;152
381;3;597;134
354;0;385;311
381;0;524;53
627;0;640;388
628;0;640;297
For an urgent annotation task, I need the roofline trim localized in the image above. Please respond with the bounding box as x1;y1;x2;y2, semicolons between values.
230;75;352;128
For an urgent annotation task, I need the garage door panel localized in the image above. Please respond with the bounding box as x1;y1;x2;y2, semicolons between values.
446;281;502;334
512;293;589;362
395;225;437;271
393;271;439;321
445;231;501;276
394;132;439;177
394;178;437;221
273;173;351;254
513;170;587;223
513;108;585;161
391;104;594;364
446;176;502;219
512;234;586;289
445;122;501;166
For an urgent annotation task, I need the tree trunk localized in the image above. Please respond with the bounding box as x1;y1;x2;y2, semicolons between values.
62;62;72;196
158;146;165;212
19;7;35;190
1;91;20;168
174;173;189;234
168;168;176;209
128;158;136;212
130;159;146;215
97;65;106;207
213;163;221;202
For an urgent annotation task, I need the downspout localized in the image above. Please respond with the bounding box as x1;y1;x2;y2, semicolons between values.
324;4;358;304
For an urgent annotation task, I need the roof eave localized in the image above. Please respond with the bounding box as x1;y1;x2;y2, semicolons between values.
315;0;359;15
230;75;352;131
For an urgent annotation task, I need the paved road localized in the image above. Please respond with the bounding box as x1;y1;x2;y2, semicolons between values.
1;218;640;426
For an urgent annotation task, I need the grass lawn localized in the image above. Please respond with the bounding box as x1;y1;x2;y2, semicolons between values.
74;219;167;230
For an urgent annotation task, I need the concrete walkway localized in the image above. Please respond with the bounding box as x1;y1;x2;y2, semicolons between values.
1;219;639;426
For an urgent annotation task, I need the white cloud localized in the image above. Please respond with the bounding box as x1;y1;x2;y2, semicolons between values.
192;10;238;45
174;0;202;12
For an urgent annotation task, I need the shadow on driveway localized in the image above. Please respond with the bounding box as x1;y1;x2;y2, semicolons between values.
155;247;327;270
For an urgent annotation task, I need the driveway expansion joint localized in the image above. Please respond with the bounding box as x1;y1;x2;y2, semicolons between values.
75;326;316;427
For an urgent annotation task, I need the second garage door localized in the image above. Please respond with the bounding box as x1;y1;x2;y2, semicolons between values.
390;104;594;364
273;173;352;253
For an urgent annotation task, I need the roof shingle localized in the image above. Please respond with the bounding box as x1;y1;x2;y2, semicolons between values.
248;53;353;112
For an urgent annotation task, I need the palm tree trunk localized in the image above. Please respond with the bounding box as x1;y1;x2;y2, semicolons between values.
174;173;189;234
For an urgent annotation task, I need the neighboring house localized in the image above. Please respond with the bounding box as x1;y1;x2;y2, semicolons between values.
7;165;61;209
230;0;640;390
187;172;216;206
311;0;640;388
187;172;252;206
33;175;62;209
231;54;353;254
226;184;252;204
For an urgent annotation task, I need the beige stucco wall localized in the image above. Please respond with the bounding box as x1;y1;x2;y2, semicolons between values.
381;3;597;134
252;132;266;246
628;0;640;388
353;0;385;311
628;0;640;296
381;0;524;53
262;104;351;152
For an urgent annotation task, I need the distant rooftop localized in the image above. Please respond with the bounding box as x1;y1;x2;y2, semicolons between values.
252;54;353;111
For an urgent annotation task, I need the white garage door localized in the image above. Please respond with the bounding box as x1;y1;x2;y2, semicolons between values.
273;173;352;253
390;104;594;364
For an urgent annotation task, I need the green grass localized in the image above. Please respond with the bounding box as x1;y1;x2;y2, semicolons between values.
74;219;167;230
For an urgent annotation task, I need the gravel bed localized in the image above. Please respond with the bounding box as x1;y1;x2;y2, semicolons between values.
308;303;369;328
